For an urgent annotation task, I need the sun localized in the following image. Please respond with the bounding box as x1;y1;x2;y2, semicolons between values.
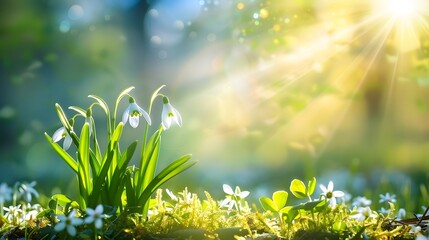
387;0;420;18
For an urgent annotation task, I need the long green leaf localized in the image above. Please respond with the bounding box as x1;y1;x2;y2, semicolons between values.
141;131;161;191
138;129;162;194
78;123;91;207
110;141;137;193
90;146;116;207
137;154;195;206
107;123;123;179
124;169;137;210
44;133;77;173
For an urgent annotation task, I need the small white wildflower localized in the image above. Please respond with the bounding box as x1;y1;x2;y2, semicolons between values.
54;210;83;237
352;196;372;207
379;193;396;203
18;181;39;202
220;184;249;211
350;206;377;222
3;205;23;223
122;97;151;128
161;96;182;130
52;127;73;150
84;205;104;229
319;181;344;208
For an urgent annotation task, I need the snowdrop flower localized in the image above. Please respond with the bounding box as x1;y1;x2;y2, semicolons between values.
379;193;396;203
122;97;151;128
350;206;377;222
161;96;182;130
220;184;250;211
54;210;83;237
52;126;73;150
319;181;344;208
18;181;39;202
84;204;104;229
352;196;372;207
0;183;12;205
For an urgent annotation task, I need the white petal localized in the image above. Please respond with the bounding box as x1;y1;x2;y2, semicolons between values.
122;106;130;125
138;107;151;125
95;218;103;229
333;191;344;198
84;216;94;224
95;204;103;214
52;127;65;142
330;198;337;208
54;222;66;232
223;184;234;195
327;181;334;192
71;218;83;225
129;115;139;128
161;105;171;129
173;107;182;127
63;135;72;150
86;208;94;215
67;225;76;236
239;191;250;198
319;184;328;194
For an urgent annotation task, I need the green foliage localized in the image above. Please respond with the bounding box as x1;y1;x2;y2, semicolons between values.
45;86;196;217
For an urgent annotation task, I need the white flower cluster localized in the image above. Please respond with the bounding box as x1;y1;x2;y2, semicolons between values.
55;204;108;237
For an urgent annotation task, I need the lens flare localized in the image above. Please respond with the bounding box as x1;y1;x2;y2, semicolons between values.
387;0;420;18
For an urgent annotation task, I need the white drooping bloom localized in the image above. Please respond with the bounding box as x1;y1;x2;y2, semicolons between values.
54;210;83;237
122;97;151;128
18;181;39;203
52;127;73;150
319;181;344;208
161;96;182;130
0;182;12;205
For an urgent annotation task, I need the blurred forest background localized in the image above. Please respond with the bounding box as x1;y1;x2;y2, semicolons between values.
1;0;429;207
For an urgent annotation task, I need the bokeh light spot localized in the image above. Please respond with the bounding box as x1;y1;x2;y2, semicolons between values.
236;2;245;10
151;35;162;45
68;5;84;20
148;9;159;17
259;8;269;19
272;24;281;32
59;20;71;33
174;20;185;30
